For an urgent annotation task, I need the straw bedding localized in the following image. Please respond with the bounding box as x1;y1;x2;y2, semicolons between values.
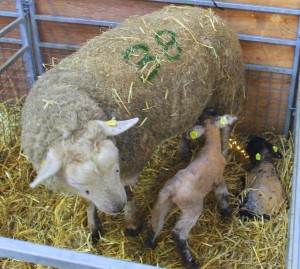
0;102;292;268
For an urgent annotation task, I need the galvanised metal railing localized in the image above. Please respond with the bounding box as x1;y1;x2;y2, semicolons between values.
0;0;36;85
0;237;165;269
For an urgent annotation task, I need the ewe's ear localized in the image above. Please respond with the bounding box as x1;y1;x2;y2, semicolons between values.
95;117;139;137
30;148;62;188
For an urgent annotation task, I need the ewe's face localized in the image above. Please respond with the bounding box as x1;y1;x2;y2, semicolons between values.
29;118;139;214
65;139;127;215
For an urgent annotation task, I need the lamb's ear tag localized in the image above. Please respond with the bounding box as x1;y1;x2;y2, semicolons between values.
273;145;278;152
255;153;261;161
189;130;198;139
40;159;46;169
106;119;117;126
219;116;229;125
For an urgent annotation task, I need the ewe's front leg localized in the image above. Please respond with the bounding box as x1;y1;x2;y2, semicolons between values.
214;182;232;218
87;202;103;244
172;205;203;269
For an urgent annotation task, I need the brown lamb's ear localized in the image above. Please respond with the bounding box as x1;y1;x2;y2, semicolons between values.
214;115;237;128
30;148;62;188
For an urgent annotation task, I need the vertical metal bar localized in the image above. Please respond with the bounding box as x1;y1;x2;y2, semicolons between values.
16;0;36;86
286;71;300;269
284;16;300;136
28;0;44;75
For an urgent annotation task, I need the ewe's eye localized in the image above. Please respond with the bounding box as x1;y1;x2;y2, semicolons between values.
86;190;90;194
116;169;120;173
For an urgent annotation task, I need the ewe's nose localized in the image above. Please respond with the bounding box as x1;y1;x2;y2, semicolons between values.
112;201;126;214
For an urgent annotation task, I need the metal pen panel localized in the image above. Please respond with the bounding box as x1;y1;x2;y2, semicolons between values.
0;237;166;269
284;16;300;134
286;72;300;269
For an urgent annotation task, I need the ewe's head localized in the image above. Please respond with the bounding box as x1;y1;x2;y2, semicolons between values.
29;118;139;215
246;136;282;165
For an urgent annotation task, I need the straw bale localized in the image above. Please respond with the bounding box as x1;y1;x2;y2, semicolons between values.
0;102;292;268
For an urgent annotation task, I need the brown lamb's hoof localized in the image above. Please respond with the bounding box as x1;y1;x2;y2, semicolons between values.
144;226;157;249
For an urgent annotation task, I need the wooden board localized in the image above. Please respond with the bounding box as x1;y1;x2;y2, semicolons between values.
240;41;295;68
0;0;17;12
32;0;298;71
34;0;298;39
35;0;166;22
221;0;300;9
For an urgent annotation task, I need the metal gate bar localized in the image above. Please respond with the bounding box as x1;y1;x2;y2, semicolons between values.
0;0;36;85
287;71;300;269
0;237;165;269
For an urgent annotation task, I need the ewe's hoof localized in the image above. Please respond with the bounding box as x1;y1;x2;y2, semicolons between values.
91;227;104;244
92;231;100;244
124;223;143;237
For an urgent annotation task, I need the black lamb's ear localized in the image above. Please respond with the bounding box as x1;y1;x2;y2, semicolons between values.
267;142;283;159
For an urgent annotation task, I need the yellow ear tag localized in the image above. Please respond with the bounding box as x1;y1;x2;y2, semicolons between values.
273;145;278;152
220;116;228;125
255;153;261;161
40;159;46;169
189;130;198;139
106;119;117;126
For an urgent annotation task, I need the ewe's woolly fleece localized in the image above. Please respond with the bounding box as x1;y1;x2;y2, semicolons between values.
21;6;245;188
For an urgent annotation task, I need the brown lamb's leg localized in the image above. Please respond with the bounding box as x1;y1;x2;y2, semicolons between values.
145;195;173;249
172;203;203;269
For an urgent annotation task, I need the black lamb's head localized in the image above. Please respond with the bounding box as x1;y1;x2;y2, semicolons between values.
246;136;283;165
